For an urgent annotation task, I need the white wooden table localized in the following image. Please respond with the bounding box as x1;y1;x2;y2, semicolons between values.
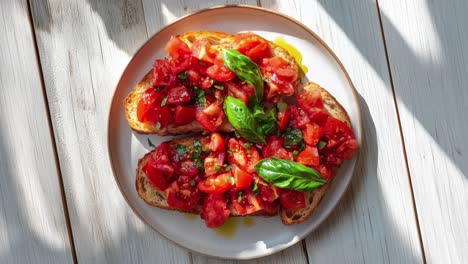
1;0;467;263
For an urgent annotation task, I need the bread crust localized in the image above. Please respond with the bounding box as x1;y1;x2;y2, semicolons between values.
124;31;299;135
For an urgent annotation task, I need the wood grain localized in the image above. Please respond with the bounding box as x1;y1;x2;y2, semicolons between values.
260;0;425;262
0;0;73;263
29;0;190;263
379;0;468;262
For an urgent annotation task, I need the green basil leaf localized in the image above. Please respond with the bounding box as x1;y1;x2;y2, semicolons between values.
284;128;303;147
253;105;277;135
223;49;264;103
317;140;327;150
177;71;188;80
194;86;206;106
147;138;155;148
176;144;187;155
254;157;327;192
224;96;266;143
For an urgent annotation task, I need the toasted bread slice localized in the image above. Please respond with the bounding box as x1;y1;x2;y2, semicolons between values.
279;82;353;225
125;31;299;135
135;135;277;217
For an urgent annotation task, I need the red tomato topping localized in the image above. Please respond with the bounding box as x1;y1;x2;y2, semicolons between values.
147;106;173;129
227;138;261;174
209;133;225;152
196;100;225;132
166;85;192;105
290;105;311;129
277;107;291;131
204;152;225;176
279;189;306;210
165;36;192;73
137;89;165;123
147;142;175;179
201;194;231;228
260;57;297;100
206;60;236;82
143;162;168;190
262;136;293;160
230;189;263;215
296;145;320;166
232;165;254;190
303;123;324;146
198;173;233;194
166;176;200;211
178;160;199;177
174;105;195;125
233;33;271;61
191;38;218;64
152;59;177;86
225;81;254;105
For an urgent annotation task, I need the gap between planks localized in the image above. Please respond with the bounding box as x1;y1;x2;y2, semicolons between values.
25;0;78;263
374;0;427;262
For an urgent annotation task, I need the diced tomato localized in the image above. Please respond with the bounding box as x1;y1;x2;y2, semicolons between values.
279;189;306;210
186;69;202;84
303;123;323;145
174;105;195;125
296;145;320;166
233;33;271;61
277;107;291;131
190;59;210;76
200;76;214;89
232;165;254;190
323;117;355;138
260;57;297;100
166;176;200;211
290;105;310;129
227;138;261;174
205;55;236;82
149;142;175;179
335;138;359;159
166;85;192;105
165;36;192;73
262;136;293;160
256;182;279;214
298;89;324;108
152;59;177;86
230;189;263;215
143;162;168;190
312;164;334;181
204;152;225;176
179;160;199;177
209;133;225;152
147;106;173;128
136;89;165;123
201;194;230;228
196;100;225;132
224;82;250;104
191;38;218;64
198;173;233;194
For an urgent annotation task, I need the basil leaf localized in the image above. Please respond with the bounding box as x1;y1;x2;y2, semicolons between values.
147;138;155;148
254;157;327;192
224;96;266;143
176;144;187;155
317;140;327;150
194;87;206;106
223;49;264;103
253;105;277;136
177;71;188;80
284;128;303;147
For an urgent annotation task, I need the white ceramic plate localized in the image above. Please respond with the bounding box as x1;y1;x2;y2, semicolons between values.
108;5;362;260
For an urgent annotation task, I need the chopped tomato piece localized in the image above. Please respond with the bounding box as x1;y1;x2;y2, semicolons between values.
303;123;323;145
232;165;254;190
204;152;225;176
166;85;192;105
225;81;253;105
296;145;320;166
227;138;260;174
230;189;263;215
196;100;225;132
174;105;195;125
165;36;192;73
143;162;168;190
136;89;165;123
290;105;310;129
145;106;173;129
201;194;230;228
191;38;218;64
206;56;236;82
260;57;297;100
298;89;324;109
323;117;355;138
233;33;271;61
149;142;175;179
152;59;177;86
262;136;293;160
312;164;334;181
209;133;225;152
166;176;200;211
200;76;214;89
179;160;199;177
198;173;233;194
277;107;291;131
279;189;306;210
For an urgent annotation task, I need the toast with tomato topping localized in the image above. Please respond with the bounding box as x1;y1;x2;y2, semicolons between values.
125;31;300;135
279;82;353;225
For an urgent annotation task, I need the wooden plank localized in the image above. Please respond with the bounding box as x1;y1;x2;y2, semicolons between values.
378;0;468;262
29;0;190;263
0;0;73;263
141;0;308;263
260;0;425;262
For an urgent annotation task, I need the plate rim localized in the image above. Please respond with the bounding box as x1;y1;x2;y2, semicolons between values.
107;4;363;260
